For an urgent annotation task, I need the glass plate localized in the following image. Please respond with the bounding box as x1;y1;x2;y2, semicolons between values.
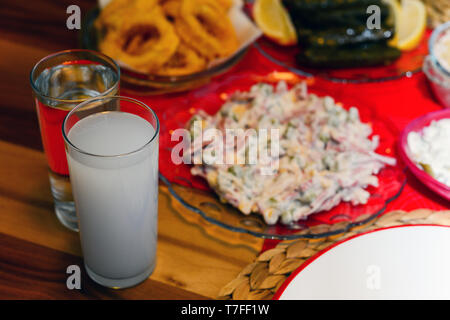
79;7;249;95
243;0;429;84
158;72;406;240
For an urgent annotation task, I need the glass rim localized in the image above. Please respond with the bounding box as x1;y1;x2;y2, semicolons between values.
30;49;121;103
428;21;450;77
423;55;450;89
62;95;160;158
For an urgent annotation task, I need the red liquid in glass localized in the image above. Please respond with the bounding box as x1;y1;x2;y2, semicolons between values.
36;99;71;175
34;60;118;175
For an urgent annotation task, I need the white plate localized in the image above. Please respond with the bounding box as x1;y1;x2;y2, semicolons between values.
274;225;450;300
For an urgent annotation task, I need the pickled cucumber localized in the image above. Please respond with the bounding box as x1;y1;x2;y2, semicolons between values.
298;24;395;48
296;43;401;68
290;4;390;29
282;0;383;12
281;0;401;68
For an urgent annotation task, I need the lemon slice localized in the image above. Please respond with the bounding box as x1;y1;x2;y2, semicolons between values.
382;0;401;46
253;0;297;46
395;0;427;51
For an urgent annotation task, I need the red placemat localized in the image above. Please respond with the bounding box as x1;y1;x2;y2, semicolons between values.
127;45;449;249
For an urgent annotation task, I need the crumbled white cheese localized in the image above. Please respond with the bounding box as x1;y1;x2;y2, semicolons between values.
408;118;450;187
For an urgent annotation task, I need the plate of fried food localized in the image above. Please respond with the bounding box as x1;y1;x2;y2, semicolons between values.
81;0;262;94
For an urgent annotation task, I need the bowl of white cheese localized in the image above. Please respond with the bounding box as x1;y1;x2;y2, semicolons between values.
399;109;450;201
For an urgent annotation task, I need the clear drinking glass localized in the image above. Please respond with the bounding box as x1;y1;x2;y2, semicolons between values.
30;49;120;231
63;96;159;289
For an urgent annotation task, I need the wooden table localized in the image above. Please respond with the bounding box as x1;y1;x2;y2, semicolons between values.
0;0;263;299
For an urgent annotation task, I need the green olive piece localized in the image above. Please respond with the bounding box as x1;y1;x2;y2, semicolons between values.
419;162;435;178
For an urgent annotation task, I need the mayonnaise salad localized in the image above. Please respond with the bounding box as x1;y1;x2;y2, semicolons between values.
188;81;397;225
407;118;450;187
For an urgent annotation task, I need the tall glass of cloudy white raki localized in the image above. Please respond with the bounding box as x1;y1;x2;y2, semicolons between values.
63;96;159;288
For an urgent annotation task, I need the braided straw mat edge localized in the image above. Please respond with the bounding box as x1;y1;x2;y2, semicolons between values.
218;209;450;300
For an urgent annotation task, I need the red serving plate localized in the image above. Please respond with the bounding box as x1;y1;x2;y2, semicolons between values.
399;109;450;201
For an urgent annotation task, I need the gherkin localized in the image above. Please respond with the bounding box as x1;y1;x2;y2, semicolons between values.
282;0;401;68
296;43;401;69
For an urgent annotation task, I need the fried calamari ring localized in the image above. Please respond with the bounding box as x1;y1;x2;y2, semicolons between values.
99;6;179;71
95;0;158;32
161;0;233;21
96;0;237;75
216;0;233;11
161;0;181;20
175;0;239;60
156;43;207;76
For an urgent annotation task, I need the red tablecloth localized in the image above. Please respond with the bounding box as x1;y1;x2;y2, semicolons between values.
130;45;449;249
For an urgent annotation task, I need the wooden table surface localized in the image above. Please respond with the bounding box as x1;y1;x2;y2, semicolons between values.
0;0;263;299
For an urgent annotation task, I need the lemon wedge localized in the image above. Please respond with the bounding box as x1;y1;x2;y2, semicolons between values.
253;0;297;46
382;0;401;47
386;0;427;51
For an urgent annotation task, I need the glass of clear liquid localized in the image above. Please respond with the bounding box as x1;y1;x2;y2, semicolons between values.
30;49;120;231
63;96;159;288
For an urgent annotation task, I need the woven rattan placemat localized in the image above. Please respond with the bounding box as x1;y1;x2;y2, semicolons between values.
218;209;450;300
